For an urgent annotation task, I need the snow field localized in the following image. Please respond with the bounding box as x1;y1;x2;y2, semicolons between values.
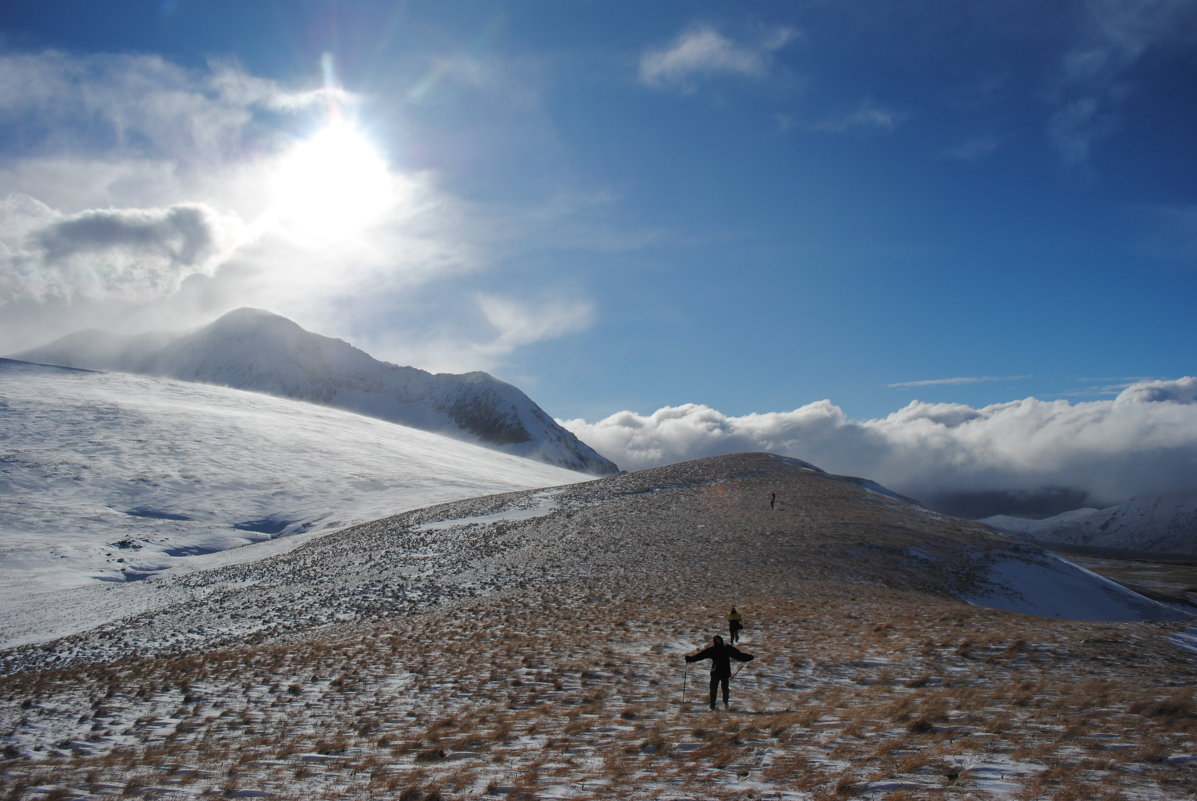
0;360;589;648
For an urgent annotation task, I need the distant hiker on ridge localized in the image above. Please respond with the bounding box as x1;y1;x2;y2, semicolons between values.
726;607;743;644
770;492;776;509
685;635;753;710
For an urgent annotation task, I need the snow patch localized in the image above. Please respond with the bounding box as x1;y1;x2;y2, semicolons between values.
962;550;1188;622
1168;627;1197;654
415;492;561;532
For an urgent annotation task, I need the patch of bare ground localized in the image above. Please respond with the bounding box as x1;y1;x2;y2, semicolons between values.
3;454;1194;799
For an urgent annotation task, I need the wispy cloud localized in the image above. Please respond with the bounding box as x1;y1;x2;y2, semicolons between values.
813;98;906;134
944;132;1010;163
1048;0;1197;164
0;51;333;166
1048;96;1119;166
475;293;596;355
639;25;796;92
349;293;597;377
888;375;1032;389
1138;204;1197;266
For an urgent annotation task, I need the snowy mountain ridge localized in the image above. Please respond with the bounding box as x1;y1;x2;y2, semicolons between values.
14;307;619;475
0;358;591;648
984;489;1197;558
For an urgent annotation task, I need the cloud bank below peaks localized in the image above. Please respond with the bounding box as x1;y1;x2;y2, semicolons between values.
560;377;1197;518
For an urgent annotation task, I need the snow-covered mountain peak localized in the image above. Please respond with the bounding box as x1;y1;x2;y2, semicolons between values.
156;307;376;394
984;488;1197;558
14;308;619;475
205;305;296;331
182;307;349;357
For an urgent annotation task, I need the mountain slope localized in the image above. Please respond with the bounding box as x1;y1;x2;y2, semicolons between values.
14;307;619;475
985;489;1197;558
3;453;1194;800
4;451;1185;669
0;358;591;648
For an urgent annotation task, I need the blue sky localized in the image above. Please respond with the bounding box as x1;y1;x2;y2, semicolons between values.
2;1;1196;507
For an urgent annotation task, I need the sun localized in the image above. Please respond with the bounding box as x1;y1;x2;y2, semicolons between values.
269;121;394;244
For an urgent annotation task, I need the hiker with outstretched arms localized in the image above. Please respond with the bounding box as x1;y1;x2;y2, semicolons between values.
685;635;754;710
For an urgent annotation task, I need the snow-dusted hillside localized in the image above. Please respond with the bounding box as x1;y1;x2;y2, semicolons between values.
14;308;619;475
4;447;1187;667
2;453;1193;801
985;489;1197;558
0;358;590;647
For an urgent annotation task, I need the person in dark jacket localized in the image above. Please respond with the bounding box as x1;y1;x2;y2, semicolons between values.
685;635;754;710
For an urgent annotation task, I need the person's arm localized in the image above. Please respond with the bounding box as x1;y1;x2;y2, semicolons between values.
731;648;754;662
686;646;713;663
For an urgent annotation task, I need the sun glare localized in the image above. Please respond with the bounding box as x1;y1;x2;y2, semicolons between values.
270;121;393;244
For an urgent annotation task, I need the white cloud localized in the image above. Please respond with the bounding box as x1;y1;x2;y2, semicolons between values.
0;51;299;167
561;377;1197;513
1116;376;1197;405
639;25;796;91
0;49;606;365
0;197;244;304
0;51;311;315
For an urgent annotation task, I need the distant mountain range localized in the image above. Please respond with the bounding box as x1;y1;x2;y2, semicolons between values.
15;307;618;476
984;489;1197;559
